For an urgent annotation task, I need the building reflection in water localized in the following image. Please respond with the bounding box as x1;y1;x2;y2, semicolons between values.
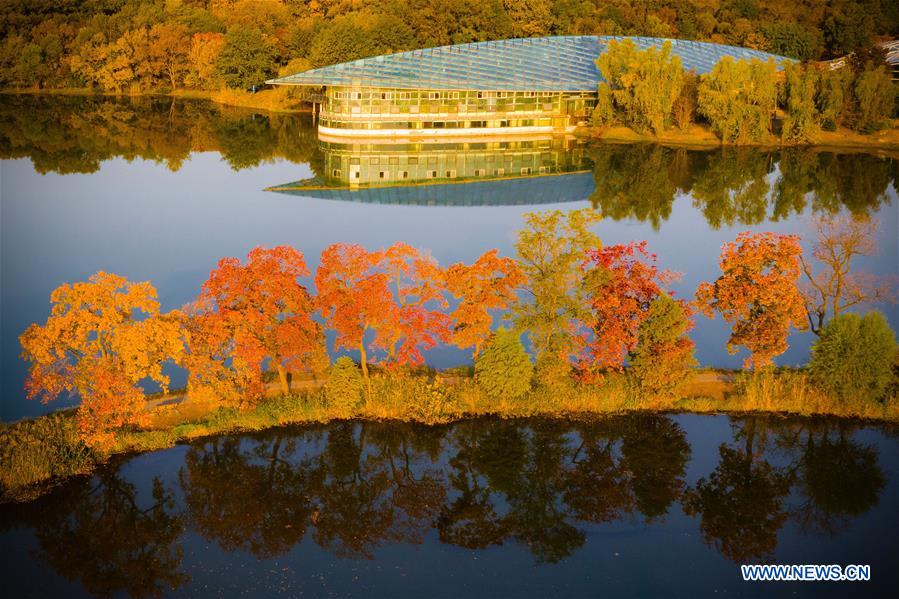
267;135;595;206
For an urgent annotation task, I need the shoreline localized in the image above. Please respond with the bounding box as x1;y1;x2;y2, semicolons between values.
4;367;897;505
4;90;899;152
0;87;313;114
575;123;899;152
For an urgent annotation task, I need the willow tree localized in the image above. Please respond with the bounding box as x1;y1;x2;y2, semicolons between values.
697;57;778;143
594;39;685;134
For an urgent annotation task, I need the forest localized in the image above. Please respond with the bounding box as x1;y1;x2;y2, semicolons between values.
1;0;898;93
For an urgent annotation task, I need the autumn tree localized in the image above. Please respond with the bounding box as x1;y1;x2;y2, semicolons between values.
315;243;392;394
514;208;602;388
148;23;190;89
378;242;451;367
593;39;685;134
629;293;697;403
695;232;807;369
799;214;897;334
190;246;327;405
186;32;225;89
697;57;778;143
315;242;448;394
781;62;822;143
579;241;675;380
445;249;525;358
19;272;182;448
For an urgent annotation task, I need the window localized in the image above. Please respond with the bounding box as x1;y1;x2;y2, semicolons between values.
426;170;438;178
388;156;399;165
332;169;341;177
496;91;507;98
380;92;392;100
408;157;419;165
429;91;440;100
369;157;380;165
400;171;409;179
474;168;486;176
521;167;532;175
379;171;389;180
445;170;456;178
493;168;505;176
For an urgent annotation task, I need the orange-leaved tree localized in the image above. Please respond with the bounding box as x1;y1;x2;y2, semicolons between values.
19;272;182;448
579;241;676;380
445;249;525;358
315;243;394;395
695;231;807;369
378;242;451;367
189;246;327;406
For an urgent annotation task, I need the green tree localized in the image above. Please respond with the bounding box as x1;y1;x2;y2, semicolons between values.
594;39;685;134
474;328;533;401
514;208;602;388
761;22;823;61
324;356;364;417
215;27;275;89
629;294;697;404
852;64;895;133
781;63;821;143
808;311;897;404
697;57;778;143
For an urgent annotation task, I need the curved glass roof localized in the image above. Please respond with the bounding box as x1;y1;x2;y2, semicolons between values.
269;36;791;91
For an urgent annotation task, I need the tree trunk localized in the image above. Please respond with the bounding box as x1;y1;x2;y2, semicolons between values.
359;341;372;404
276;363;290;396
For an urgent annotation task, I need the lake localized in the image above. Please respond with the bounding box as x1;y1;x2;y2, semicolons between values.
2;94;896;422
1;95;898;597
1;414;898;597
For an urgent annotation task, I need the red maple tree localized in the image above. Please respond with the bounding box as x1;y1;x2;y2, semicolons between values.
189;246;326;405
579;241;676;380
445;249;525;358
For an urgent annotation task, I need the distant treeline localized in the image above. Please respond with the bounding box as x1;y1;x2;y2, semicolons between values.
1;0;898;92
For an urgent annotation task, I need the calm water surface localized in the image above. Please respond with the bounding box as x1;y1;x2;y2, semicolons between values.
1;414;898;597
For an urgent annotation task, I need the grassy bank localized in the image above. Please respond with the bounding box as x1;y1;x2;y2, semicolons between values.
1;87;311;113
577;122;899;151
3;367;897;504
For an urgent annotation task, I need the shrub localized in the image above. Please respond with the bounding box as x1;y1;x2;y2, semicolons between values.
809;311;897;404
0;412;95;499
324;357;363;417
475;329;534;401
629;294;697;404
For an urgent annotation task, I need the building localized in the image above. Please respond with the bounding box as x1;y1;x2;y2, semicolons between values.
268;36;789;138
267;135;594;203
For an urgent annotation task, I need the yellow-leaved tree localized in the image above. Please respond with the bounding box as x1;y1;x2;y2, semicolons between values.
19;272;183;449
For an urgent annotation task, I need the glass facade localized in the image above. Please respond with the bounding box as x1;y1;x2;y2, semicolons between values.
269;136;592;192
268;36;790;137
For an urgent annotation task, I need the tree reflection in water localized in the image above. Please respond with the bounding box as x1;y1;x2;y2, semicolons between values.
2;95;894;227
0;415;890;596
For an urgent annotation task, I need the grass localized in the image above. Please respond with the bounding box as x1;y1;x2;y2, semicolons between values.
2;367;896;504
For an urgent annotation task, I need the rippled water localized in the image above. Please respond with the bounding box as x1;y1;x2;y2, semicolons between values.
1;414;897;597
